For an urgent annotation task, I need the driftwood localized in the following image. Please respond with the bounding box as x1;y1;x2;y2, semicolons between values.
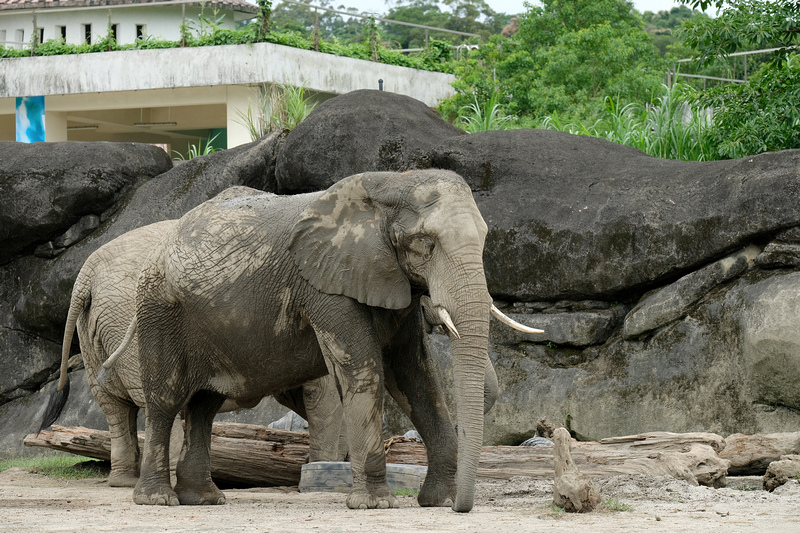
552;427;600;512
720;432;800;475
26;425;734;488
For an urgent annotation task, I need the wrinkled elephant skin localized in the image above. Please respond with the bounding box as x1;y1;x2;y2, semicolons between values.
133;170;492;512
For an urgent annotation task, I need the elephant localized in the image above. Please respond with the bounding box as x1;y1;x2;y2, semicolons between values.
40;220;348;487
124;169;539;512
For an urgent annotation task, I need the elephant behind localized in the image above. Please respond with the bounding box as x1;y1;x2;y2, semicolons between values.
40;219;348;487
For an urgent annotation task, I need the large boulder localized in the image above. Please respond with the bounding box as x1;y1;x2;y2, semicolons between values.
0;133;284;406
428;130;800;301
0;142;172;264
275;89;464;193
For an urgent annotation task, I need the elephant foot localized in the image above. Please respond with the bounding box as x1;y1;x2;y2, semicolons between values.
107;470;139;488
175;481;226;505
417;478;456;507
346;486;399;509
133;483;180;506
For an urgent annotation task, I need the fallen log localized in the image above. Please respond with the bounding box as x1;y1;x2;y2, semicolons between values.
26;424;311;487
25;425;731;488
720;432;800;475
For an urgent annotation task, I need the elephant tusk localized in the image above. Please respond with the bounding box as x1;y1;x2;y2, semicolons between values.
491;304;544;334
438;307;461;339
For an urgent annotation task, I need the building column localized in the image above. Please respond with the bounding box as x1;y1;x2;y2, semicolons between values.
226;85;261;149
45;110;67;142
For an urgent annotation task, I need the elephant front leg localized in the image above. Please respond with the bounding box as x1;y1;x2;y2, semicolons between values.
383;334;458;508
315;328;398;509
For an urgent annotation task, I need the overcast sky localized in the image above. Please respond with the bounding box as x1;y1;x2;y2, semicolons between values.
278;1;716;17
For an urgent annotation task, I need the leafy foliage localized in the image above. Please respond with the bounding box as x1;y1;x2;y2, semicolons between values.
0;12;453;73
677;0;800;158
440;0;666;123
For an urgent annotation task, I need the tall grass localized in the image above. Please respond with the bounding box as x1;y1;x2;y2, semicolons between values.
172;132;220;161
236;83;318;141
457;90;512;133
542;84;714;161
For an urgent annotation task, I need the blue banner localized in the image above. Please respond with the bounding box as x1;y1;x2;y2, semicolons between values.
16;96;45;143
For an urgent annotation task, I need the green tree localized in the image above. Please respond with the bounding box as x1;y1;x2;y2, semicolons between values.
270;1;364;43
442;0;665;123
677;0;800;158
382;1;452;49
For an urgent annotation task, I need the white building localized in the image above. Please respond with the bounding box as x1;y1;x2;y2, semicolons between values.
0;0;258;49
0;0;456;153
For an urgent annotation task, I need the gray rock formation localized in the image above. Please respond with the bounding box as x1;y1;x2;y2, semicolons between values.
275;89;464;193
2;90;800;460
0;141;172;264
0;134;283;409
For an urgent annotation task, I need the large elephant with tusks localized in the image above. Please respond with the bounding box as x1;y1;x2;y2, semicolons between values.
123;169;538;512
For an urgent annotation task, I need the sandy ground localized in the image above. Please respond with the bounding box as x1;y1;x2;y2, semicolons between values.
1;467;799;533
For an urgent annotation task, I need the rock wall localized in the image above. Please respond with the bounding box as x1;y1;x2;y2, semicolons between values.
2;90;800;458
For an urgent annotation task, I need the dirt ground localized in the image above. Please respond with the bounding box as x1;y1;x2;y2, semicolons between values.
1;467;799;533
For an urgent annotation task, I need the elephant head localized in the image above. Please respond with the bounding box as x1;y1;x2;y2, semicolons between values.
290;169;491;511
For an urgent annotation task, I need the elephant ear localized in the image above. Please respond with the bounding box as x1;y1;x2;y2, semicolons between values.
289;173;411;310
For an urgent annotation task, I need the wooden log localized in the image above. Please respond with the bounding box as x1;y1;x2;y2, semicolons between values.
720;432;800;475
25;424;312;487
25;425;731;488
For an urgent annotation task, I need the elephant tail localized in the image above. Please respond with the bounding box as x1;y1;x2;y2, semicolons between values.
95;316;137;387
38;377;70;434
38;273;91;433
103;316;137;370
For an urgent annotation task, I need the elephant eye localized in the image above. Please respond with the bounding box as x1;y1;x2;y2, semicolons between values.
407;234;434;260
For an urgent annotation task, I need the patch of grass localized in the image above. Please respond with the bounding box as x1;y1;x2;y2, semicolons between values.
0;454;108;480
392;488;419;496
601;497;634;512
541;502;566;517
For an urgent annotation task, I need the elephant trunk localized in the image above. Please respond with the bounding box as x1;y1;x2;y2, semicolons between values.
433;260;490;513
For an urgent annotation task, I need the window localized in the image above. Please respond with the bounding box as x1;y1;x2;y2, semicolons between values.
0;30;6;46
136;24;146;39
37;27;44;44
58;25;66;41
83;23;91;44
15;29;23;49
111;24;119;41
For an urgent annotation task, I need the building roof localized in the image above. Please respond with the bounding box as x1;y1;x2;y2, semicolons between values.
0;0;259;14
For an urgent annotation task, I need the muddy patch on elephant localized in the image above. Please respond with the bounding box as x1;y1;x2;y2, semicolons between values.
2;468;799;532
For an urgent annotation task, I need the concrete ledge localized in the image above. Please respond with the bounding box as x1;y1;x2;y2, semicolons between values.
0;43;455;106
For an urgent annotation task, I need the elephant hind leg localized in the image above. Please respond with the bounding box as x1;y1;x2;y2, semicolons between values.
134;403;181;506
105;400;140;488
174;390;226;505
